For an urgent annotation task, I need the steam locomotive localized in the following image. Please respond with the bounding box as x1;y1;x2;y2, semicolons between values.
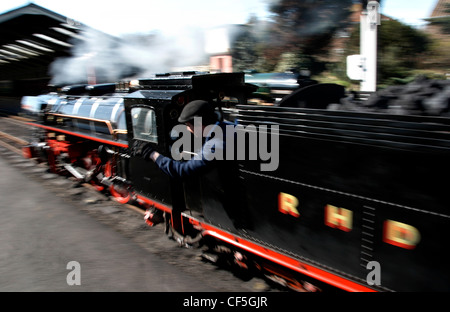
22;72;450;292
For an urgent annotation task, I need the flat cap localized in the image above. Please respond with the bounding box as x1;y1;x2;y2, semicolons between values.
178;100;215;123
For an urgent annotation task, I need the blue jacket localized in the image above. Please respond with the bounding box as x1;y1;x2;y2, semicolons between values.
154;121;232;179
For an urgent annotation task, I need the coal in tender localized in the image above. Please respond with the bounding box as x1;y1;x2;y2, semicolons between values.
335;77;450;116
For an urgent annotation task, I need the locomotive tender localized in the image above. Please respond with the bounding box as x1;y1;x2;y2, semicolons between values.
23;72;450;292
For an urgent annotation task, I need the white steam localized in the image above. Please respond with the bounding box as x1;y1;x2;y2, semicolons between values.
49;26;208;85
48;0;274;85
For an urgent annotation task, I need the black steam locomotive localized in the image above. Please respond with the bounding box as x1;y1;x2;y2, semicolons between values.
23;72;450;292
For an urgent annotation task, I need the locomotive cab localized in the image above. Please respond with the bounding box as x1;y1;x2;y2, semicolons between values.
124;89;184;210
123;72;256;231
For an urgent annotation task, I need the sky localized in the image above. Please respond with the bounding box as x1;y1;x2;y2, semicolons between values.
0;0;441;37
381;0;440;28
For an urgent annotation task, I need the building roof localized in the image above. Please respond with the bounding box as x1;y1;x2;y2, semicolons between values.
430;0;450;18
0;3;87;81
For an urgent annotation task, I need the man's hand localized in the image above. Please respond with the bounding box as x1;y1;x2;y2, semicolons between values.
132;142;154;160
141;143;154;160
149;151;160;162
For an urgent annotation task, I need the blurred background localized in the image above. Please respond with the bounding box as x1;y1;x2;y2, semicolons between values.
0;0;447;99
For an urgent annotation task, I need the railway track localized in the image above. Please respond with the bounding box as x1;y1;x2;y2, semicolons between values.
0;130;25;155
0;115;32;154
0;113;281;292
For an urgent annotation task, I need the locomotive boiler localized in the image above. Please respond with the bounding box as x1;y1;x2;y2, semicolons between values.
23;72;450;292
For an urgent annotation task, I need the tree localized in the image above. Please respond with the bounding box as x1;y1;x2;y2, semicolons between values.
231;26;259;72
267;0;354;55
248;0;354;74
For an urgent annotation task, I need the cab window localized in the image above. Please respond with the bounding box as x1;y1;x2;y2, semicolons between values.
131;107;158;143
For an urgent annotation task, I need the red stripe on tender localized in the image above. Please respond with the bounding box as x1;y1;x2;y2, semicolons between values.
190;220;376;292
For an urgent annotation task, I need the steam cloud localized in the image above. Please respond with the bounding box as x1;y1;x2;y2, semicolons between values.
49;26;208;85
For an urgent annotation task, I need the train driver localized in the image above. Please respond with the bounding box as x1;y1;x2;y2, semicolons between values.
136;99;231;178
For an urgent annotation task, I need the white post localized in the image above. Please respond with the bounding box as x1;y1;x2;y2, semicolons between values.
360;1;380;92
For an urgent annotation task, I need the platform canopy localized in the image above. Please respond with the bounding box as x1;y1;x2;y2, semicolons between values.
0;3;86;81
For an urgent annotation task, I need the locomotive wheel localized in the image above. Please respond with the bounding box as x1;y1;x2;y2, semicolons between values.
109;183;131;204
